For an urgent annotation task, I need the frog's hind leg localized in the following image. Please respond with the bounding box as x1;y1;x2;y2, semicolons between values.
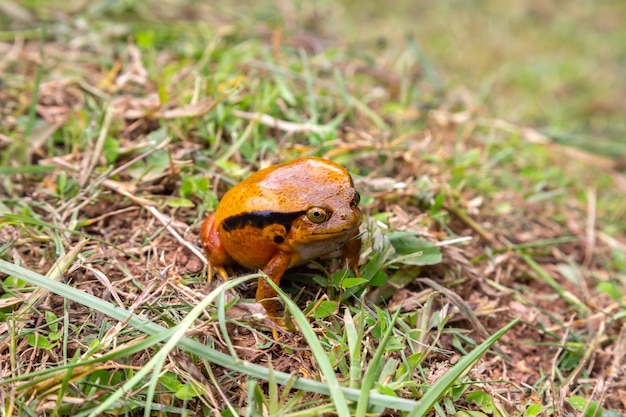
201;213;233;282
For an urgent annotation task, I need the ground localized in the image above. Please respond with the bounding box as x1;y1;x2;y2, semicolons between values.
0;2;625;416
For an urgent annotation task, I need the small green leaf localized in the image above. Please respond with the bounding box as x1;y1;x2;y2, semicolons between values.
597;281;623;301
167;198;195;208
524;403;543;417
466;390;494;413
136;30;155;48
49;331;63;341
159;372;182;391
331;268;349;287
103;136;120;164
451;383;469;401
221;409;239;417
341;277;369;289
495;202;512;214
146;150;170;169
565;397;602;417
367;270;389;287
313;300;338;318
387;231;442;266
175;381;202;400
376;384;396;396
27;333;50;350
4;275;27;289
372;211;393;223
566;396;587;411
388;231;432;254
180;174;215;204
180;174;197;199
431;193;445;212
405;352;423;372
45;311;58;331
584;401;602;417
146;127;168;145
312;273;329;288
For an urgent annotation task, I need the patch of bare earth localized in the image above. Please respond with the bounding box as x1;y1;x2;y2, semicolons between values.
378;132;626;413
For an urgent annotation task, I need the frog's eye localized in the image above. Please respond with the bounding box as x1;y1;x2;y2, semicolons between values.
306;207;329;223
351;191;361;207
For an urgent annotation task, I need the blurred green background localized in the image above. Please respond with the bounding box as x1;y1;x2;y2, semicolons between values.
338;0;626;157
2;0;625;157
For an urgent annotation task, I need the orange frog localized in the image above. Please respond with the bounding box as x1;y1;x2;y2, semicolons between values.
200;157;362;318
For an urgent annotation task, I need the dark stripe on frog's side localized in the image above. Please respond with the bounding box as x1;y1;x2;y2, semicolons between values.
222;210;306;233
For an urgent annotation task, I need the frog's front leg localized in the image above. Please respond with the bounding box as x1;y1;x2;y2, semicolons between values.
257;251;292;318
342;235;362;274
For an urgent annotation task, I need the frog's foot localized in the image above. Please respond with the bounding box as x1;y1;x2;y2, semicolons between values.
207;263;230;283
234;303;286;340
256;300;299;340
270;320;282;341
268;315;297;340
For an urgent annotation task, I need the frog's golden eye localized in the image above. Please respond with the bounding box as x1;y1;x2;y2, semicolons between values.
306;207;329;223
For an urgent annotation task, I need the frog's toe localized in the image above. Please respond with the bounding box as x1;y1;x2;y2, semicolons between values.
208;264;230;283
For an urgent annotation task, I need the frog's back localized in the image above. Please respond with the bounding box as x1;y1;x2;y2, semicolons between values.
215;157;353;224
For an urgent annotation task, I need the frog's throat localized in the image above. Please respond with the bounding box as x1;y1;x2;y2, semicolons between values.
222;210;305;233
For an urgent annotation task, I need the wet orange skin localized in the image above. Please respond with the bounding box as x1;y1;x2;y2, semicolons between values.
200;157;362;318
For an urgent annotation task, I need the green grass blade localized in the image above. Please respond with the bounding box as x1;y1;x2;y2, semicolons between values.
407;318;520;417
266;275;350;417
6;328;178;389
85;272;247;417
0;213;135;258
23;26;45;142
407;33;443;90
0;165;58;174
355;308;401;417
344;306;363;389
521;253;588;315
0;260;421;412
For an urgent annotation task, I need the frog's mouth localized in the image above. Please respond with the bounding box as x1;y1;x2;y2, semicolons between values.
304;225;361;241
293;226;361;261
